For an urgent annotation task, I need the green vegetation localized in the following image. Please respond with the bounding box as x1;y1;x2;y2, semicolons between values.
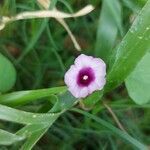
0;0;150;149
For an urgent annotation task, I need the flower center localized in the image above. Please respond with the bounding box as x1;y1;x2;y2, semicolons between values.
83;75;88;80
77;67;95;87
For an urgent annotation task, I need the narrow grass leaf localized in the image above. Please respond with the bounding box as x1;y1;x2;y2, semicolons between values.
106;0;150;92
0;104;61;124
0;86;66;106
20;127;49;150
95;0;122;62
72;108;148;150
0;129;24;145
17;91;77;149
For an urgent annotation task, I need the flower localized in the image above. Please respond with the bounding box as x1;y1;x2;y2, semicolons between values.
64;54;106;98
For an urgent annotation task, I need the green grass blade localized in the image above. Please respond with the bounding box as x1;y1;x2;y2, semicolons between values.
0;129;24;145
95;0;122;62
0;86;66;106
106;0;150;92
20;127;48;150
122;0;141;13
82;90;103;107
16;124;53;150
17;19;48;63
72;108;148;150
17;91;77;149
0;104;61;125
46;26;65;72
17;0;58;63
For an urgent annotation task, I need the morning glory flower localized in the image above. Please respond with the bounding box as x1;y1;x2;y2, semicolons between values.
64;54;106;98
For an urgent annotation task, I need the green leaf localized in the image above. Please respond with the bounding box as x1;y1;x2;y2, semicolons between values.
122;0;142;13
0;90;76;148
50;91;77;112
0;53;16;92
16;0;58;63
125;52;150;104
15;91;76;149
0;104;61;125
17;19;48;63
72;108;148;150
83;90;103;107
0;86;67;106
106;0;150;92
0;129;24;145
16;124;54;150
95;0;122;62
16;124;49;137
20;126;49;150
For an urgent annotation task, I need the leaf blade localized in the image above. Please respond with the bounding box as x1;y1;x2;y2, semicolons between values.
95;0;122;62
0;104;61;125
106;0;150;92
0;86;66;106
72;108;148;150
0;129;24;145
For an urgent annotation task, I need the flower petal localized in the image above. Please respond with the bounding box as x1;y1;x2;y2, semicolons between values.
91;58;106;77
95;77;106;90
68;85;80;98
88;77;106;94
78;87;89;98
74;54;93;69
64;65;78;87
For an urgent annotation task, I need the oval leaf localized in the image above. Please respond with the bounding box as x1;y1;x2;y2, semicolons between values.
125;52;150;104
0;53;16;92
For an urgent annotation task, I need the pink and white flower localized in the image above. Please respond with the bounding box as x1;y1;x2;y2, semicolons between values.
64;54;106;98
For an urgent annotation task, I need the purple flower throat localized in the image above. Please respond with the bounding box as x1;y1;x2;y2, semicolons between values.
77;67;95;87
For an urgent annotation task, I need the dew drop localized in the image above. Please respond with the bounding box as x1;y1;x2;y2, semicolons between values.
32;115;37;118
129;29;134;33
50;113;55;116
18;136;24;140
138;36;143;39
